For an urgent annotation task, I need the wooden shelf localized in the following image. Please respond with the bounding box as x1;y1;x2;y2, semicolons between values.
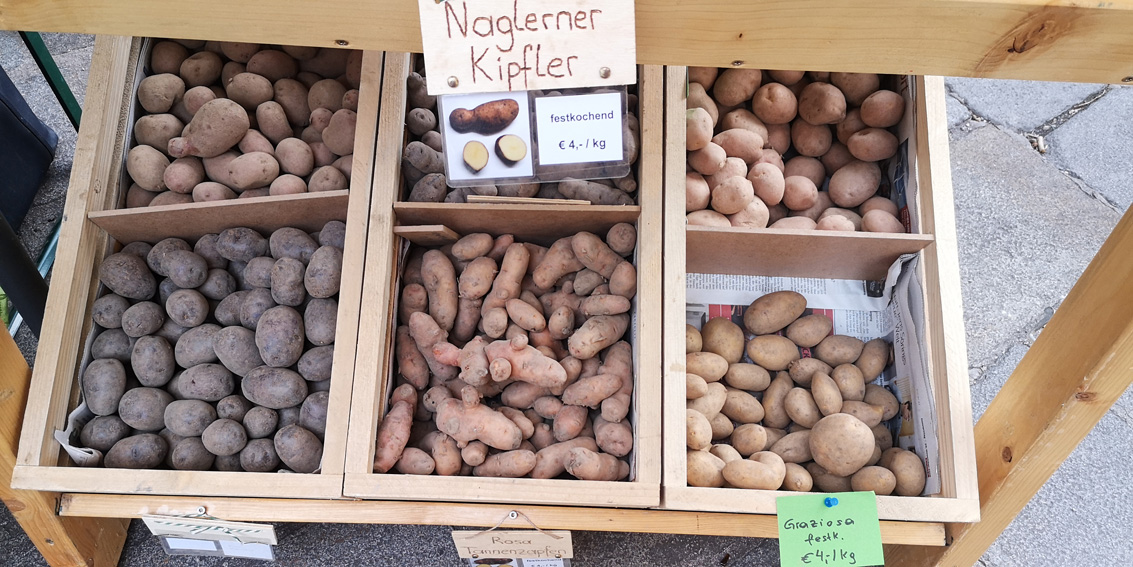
2;0;1133;83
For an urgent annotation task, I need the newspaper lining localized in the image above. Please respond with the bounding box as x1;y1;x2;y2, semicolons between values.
686;254;941;495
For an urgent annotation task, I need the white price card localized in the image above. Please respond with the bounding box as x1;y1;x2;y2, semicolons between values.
534;92;623;165
143;514;277;545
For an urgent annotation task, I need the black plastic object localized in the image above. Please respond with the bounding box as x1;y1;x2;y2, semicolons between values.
0;64;59;231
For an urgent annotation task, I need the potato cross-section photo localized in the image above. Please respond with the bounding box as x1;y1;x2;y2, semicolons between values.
494;134;527;166
462;141;489;173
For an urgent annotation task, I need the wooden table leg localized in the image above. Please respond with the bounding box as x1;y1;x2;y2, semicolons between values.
887;207;1133;565
1;330;128;566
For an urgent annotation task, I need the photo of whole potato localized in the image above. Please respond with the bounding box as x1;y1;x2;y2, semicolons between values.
449;99;520;135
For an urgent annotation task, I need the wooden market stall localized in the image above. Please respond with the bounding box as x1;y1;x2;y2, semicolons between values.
2;1;1132;566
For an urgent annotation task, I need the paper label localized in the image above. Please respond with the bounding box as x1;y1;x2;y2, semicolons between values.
534;92;623;165
439;91;534;184
452;530;573;559
777;492;884;567
417;0;636;94
143;515;277;545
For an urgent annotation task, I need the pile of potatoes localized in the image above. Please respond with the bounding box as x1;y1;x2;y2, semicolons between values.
685;290;926;496
125;39;362;208
401;63;641;205
77;222;345;473
686;68;907;233
373;226;639;480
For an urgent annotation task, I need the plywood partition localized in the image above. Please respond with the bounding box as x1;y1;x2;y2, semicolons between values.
659;67;980;523
343;61;664;508
13;44;385;498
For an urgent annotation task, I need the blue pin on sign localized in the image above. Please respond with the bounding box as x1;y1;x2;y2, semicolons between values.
824;497;839;508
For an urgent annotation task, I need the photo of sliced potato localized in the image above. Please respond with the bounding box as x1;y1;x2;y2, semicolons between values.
462;140;489;173
494;134;527;166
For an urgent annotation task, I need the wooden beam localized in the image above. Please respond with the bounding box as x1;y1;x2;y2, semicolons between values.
1;325;128;566
887;206;1133;565
2;1;1133;83
57;493;948;546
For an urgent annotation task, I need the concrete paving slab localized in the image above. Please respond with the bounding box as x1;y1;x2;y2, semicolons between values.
946;77;1104;133
969;344;1029;421
950;124;1120;368
981;411;1133;567
946;93;972;129
1046;85;1133;210
0;506;49;567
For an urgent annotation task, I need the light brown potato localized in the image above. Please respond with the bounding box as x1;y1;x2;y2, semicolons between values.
723;363;771;392
688;66;718;88
275;137;315;176
686;172;710;212
712;129;764;165
687;209;731;227
864;384;900;421
807;462;852;493
700;317;745;363
748;162;785;207
815;335;865;367
686;107;714;151
323;109;357;156
798;82;847;125
784;313;831;348
848;128;899;162
872;423;894;451
885;448;927;496
721;388;764;424
818;207;863;231
831;363;866;402
127;145;170;192
309;165;348;192
138;73;186;114
687;351;730;382
781;176;818;211
836;107;869;146
782;462;813;491
150;41;189;74
761;372;794;429
687;449;725;487
784;156;825;188
860;89;906;128
821;141;856;176
710;444;743;464
686;324;703;354
728;198;770;229
688;142;727;176
722;457;783;490
713;68;762;107
841;400;885;427
745;335;800;371
859;196;899;218
730;423;768;457
687;409;713;450
752;82;797;124
744;290;806;335
134;114;184;158
769;430;812;463
709;412;734;441
769;216;817;230
828;160;881;208
705;157;747;190
169;99;250;158
830;72;880;106
709;175;754;216
851;466;897;495
682;374;706;403
686;382;727;421
812;372;844;417
809;413;876;476
784;387;823;428
856;338;890;381
790;119;832;157
862;209;905;233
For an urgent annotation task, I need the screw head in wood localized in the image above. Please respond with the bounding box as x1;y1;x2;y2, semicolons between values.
1123;76;1133;83
731;60;745;67
447;76;459;88
335;39;349;46
599;67;611;79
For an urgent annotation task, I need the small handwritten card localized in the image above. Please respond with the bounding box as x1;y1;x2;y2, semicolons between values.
452;529;573;560
143;515;277;545
776;492;884;567
417;0;636;94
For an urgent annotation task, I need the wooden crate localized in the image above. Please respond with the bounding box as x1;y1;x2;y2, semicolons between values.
343;53;663;507
660;67;981;522
12;36;383;498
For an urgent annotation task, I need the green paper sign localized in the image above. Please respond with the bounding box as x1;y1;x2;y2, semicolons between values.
777;492;884;567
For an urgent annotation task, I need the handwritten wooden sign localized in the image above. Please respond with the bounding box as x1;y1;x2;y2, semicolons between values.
452;529;574;559
142;515;277;545
418;0;636;94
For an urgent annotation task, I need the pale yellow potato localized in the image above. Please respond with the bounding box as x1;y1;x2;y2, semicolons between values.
745;335;800;371
809;413;876;477
701;317;746;363
785;313;832;348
